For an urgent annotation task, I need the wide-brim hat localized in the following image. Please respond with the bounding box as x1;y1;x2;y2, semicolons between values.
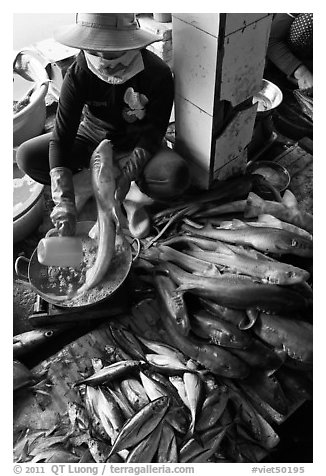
54;13;160;52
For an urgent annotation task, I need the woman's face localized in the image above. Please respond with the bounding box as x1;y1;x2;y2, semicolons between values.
85;50;127;60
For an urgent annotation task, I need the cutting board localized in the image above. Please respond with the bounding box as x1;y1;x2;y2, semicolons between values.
13;320;128;432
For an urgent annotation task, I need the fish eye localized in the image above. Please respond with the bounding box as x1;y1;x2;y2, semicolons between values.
291;239;298;247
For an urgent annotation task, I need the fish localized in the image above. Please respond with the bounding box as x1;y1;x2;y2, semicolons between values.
13;328;66;358
136;336;186;362
109;322;146;360
153;272;190;336
145;353;194;375
74;360;143;386
169;375;190;409
199;298;247;328
125;421;163;463
186;244;310;285
190;310;253;349
119;378;150;412
108;396;170;456
256;214;312;240
253;313;313;364
179;426;227;463
188;426;228;463
162;261;311;314
162;316;250;379
245;191;313;233
229;337;286;372
107;386;135;420
228;383;280;449
195;385;229;432
182;219;313;257
140;370;190;434
157;423;178;463
237;371;288;415
143;245;220;277
96;388;125;435
183;359;203;435
77;139;122;294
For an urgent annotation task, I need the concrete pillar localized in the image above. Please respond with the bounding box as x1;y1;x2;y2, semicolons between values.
172;13;273;189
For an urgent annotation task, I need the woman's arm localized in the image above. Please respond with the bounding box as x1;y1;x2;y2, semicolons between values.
267;13;303;77
49;62;86;169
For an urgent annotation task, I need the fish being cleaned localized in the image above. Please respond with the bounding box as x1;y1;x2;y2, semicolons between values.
182;220;312;258
77;139;122;294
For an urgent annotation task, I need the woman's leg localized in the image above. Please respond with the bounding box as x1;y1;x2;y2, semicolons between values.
137;146;191;200
15;133;95;185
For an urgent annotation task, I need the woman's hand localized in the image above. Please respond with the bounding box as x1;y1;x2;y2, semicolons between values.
294;65;313;90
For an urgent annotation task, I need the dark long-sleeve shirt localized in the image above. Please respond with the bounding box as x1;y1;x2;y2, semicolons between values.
49;49;174;169
267;13;302;77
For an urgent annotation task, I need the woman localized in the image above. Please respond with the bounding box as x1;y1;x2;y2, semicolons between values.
16;13;190;237
266;13;313;90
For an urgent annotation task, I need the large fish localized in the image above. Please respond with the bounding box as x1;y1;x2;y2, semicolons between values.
190;310;253;349
186;245;310;285
253;313;313;364
78;139;121;294
182;220;313;258
153;272;191;336
162;315;250;379
162;262;311;314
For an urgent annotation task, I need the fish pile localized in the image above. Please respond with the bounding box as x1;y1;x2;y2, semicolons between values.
14;174;313;463
15;320;311;463
136;177;313;375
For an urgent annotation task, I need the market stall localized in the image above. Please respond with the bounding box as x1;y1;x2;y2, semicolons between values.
13;13;313;465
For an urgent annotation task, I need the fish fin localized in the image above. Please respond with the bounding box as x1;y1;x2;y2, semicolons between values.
244;193;265;218
214;241;236;255
238;308;260;330
182;217;203;229
258;214;281;226
282;190;299;210
231;219;250;229
176;284;196;294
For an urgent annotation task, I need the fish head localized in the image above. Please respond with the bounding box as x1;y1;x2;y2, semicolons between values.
266;267;310;285
152;396;170;413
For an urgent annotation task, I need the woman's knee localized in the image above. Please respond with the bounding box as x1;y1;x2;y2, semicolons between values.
140;147;191;200
15;133;51;184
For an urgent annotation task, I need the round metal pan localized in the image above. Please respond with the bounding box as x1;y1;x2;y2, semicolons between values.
15;221;133;309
